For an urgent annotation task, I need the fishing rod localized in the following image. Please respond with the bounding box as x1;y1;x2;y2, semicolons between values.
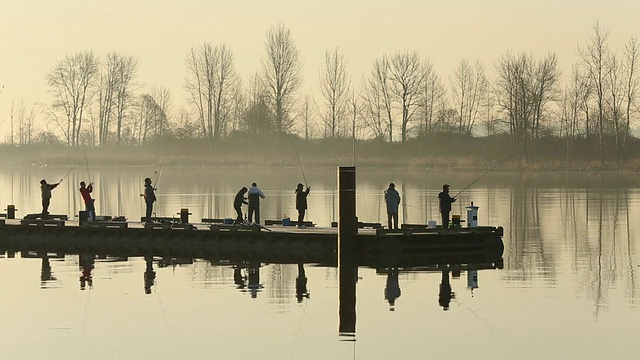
154;151;168;190
84;150;91;183
59;164;78;183
452;153;518;198
293;140;308;187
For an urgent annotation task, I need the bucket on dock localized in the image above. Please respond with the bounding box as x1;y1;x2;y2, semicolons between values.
223;218;233;224
427;220;436;229
282;218;291;226
451;215;461;228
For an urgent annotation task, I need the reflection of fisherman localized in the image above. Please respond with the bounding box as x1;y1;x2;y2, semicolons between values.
438;184;456;228
234;187;249;223
247;263;263;299
144;256;156;294
296;263;309;302
439;269;455;311
233;265;246;289
247;183;265;225
79;254;95;290
384;268;401;309
79;181;96;221
40;179;60;216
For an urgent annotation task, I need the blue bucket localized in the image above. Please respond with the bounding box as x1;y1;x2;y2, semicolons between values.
224;218;233;224
282;218;291;226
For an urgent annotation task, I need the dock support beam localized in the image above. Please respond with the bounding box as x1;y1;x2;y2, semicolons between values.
338;166;357;336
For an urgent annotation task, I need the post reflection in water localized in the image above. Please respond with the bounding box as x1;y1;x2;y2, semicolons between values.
40;256;55;285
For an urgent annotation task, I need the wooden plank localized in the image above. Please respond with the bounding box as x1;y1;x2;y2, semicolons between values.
85;221;128;229
20;219;65;227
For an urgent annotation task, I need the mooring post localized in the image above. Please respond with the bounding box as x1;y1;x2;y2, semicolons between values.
338;166;357;336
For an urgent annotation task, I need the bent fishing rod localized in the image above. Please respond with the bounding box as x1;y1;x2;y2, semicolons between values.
293;140;308;187
452;153;518;198
59;164;78;183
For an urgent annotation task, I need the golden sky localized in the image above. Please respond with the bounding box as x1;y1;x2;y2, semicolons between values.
0;0;638;121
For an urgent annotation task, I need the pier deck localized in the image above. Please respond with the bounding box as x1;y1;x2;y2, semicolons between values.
0;219;504;268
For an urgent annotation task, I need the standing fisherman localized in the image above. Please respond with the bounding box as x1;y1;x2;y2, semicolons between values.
233;187;249;223
384;183;401;230
40;179;60;216
247;182;265;225
438;184;456;228
142;177;156;223
295;183;310;227
79;181;95;221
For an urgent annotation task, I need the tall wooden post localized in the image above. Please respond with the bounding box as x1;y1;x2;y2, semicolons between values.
338;166;357;336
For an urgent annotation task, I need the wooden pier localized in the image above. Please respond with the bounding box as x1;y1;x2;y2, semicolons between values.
0;218;503;268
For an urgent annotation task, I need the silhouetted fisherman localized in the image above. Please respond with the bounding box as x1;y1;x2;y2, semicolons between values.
79;181;96;221
296;263;309;302
247;182;265;225
439;269;455;311
438;184;456;228
40;256;57;288
384;183;401;230
142;178;156;223
233;187;249;223
384;268;401;310
40;179;60;217
295;183;310;227
144;256;156;294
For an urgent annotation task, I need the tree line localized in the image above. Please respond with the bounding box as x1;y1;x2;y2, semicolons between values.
2;22;639;164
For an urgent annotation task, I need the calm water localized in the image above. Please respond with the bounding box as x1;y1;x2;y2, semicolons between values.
0;165;639;359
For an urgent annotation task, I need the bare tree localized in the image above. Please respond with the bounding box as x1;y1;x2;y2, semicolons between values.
261;24;303;140
418;58;446;137
14;100;36;145
360;73;386;140
114;55;138;144
450;59;488;135
623;35;640;157
367;56;394;141
578;22;611;162
185;43;239;146
318;47;350;139
388;51;425;142
46;51;98;146
244;72;273;136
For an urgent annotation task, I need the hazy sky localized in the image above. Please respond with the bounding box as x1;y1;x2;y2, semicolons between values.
1;0;638;121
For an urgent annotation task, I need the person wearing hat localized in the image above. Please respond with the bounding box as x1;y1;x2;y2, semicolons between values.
438;184;456;228
295;183;310;227
142;177;156;223
384;182;401;229
40;179;60;216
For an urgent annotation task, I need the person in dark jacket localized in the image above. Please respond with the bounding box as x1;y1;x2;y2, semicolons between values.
295;183;310;227
247;182;265;224
234;187;249;223
142;177;156;223
438;184;456;228
40;179;60;216
384;183;401;230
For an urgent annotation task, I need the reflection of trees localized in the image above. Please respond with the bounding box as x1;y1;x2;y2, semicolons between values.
506;172;637;313
505;173;555;282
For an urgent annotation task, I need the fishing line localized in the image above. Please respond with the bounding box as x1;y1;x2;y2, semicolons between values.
452;153;518;199
84;149;91;183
